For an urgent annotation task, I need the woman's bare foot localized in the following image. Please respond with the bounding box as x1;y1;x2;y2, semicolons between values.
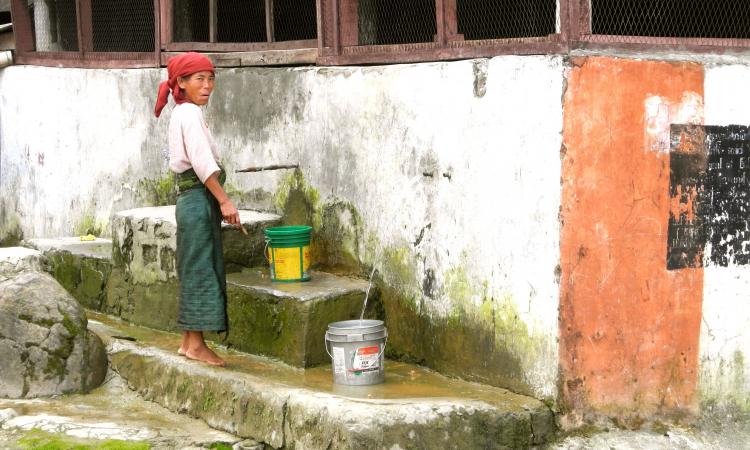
178;331;189;356
185;345;226;367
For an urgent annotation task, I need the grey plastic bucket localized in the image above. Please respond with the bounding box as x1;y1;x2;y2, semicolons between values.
325;320;388;386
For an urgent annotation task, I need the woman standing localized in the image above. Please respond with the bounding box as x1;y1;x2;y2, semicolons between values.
155;52;240;367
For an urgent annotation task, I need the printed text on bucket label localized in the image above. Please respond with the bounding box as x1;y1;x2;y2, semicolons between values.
352;345;380;371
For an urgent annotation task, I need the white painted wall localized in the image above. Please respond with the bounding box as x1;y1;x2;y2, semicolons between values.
701;64;750;410
0;66;167;238
0;56;564;397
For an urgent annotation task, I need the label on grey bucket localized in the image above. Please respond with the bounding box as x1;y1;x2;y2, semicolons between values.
352;345;380;371
332;346;346;374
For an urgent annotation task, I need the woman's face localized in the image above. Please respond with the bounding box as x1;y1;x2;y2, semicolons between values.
178;71;215;106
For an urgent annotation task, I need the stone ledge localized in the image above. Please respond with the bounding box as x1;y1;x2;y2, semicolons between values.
25;238;112;310
225;268;376;367
27;237;112;260
90;316;555;450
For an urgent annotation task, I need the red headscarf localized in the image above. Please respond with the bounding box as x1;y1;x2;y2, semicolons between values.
154;52;215;118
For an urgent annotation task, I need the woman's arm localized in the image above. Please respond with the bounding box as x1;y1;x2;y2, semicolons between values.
204;171;241;229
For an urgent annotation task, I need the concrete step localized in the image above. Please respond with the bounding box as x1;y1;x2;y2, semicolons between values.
225;267;375;368
89;312;556;450
25;237;112;310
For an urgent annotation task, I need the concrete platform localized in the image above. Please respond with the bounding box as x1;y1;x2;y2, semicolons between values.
26;237;112;310
225;268;377;368
88;312;555;450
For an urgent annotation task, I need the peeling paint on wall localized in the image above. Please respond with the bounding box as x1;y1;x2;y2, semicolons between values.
561;56;704;422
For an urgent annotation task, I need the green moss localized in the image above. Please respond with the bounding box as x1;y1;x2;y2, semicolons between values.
313;201;365;274
207;444;233;450
223;183;272;208
380;246;419;297
733;350;745;393
202;390;216;412
74;212;105;237
17;429;150;449
138;174;177;207
274;169;321;228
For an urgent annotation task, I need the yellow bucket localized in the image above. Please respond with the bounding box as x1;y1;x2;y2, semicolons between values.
264;226;312;282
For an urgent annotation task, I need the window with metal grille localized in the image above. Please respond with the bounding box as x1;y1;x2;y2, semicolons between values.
26;0;79;52
357;0;436;45
319;0;565;65
11;0;158;67
172;0;317;44
590;0;750;39
457;0;557;40
91;0;155;52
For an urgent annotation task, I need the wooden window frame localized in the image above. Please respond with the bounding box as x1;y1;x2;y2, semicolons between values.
318;0;569;65
10;0;160;68
571;0;750;53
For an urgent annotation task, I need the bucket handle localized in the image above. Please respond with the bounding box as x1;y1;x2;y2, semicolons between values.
263;238;270;263
325;332;389;361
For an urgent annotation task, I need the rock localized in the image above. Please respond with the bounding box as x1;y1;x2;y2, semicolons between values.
233;439;265;450
0;408;17;425
0;247;45;280
0;272;108;398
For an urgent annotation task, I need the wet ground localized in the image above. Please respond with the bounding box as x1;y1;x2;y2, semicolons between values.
0;370;241;449
3;311;748;449
89;311;542;410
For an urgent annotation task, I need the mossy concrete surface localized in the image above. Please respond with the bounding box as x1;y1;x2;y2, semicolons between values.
90;315;556;450
26;238;112;311
222;268;380;368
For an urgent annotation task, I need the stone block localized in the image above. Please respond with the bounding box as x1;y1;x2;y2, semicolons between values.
107;206;280;331
26;238;112;310
225;268;375;368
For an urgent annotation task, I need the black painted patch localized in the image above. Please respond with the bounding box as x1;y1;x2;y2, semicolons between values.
668;124;750;269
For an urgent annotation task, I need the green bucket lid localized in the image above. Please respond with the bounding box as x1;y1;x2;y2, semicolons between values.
264;225;312;237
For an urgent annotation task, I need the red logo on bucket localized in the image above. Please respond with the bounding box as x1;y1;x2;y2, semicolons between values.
357;346;379;355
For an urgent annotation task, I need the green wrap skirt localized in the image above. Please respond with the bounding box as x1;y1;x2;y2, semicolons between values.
175;169;227;332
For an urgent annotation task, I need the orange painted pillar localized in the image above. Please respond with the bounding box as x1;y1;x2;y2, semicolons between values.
560;57;704;420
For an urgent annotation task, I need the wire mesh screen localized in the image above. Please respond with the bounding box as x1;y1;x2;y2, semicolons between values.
358;0;436;45
173;0;209;42
91;0;155;52
217;0;266;42
457;0;557;40
274;0;317;41
591;0;750;39
27;0;79;51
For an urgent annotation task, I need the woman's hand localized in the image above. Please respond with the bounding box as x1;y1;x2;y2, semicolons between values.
204;171;245;233
220;198;240;227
